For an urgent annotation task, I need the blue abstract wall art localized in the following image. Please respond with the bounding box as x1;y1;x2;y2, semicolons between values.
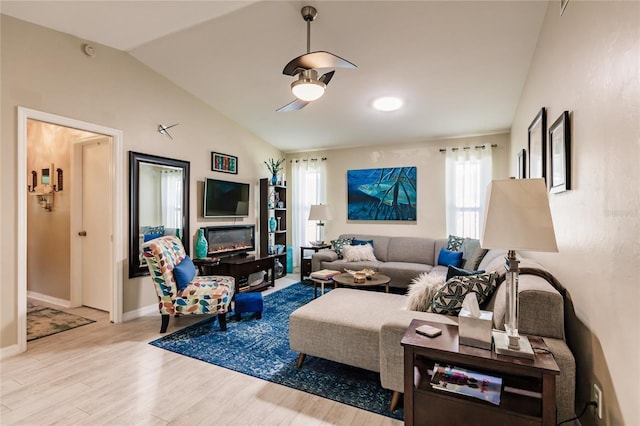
347;167;417;221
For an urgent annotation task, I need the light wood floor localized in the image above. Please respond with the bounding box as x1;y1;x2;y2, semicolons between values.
1;278;403;426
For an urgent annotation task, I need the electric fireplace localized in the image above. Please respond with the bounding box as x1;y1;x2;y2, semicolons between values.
204;225;255;257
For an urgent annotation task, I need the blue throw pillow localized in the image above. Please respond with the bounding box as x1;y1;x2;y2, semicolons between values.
352;239;374;246
437;248;464;267
174;255;196;291
446;265;486;281
143;233;163;242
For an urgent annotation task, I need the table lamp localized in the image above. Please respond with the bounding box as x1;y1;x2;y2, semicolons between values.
308;204;332;245
480;178;558;358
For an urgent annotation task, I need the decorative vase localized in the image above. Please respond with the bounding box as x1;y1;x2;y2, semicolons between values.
286;246;293;273
195;228;208;258
275;258;284;278
269;216;277;232
271;175;278;185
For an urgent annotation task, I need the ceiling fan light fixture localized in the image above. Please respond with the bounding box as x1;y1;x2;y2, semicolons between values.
291;70;326;101
373;96;404;112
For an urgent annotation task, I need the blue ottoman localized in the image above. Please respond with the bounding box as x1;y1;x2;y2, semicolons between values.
234;292;264;320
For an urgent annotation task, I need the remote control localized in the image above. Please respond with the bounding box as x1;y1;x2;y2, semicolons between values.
416;324;442;337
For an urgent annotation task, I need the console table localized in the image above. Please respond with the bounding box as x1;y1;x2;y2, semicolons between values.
193;253;285;294
402;319;559;426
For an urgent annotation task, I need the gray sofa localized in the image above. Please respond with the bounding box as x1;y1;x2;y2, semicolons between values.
312;234;473;288
291;245;576;424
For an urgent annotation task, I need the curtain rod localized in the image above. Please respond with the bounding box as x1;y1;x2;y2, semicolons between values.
439;144;497;152
291;157;327;163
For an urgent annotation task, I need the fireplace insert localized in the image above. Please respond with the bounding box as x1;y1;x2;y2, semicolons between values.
204;225;255;257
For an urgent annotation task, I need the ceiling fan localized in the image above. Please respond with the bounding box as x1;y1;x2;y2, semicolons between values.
277;5;356;112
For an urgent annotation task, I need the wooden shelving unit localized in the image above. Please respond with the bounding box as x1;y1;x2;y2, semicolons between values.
259;178;286;278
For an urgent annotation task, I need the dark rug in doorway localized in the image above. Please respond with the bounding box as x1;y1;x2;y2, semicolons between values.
149;282;403;421
27;302;96;341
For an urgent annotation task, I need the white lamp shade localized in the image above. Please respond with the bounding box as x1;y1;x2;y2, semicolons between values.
481;179;558;252
308;204;332;221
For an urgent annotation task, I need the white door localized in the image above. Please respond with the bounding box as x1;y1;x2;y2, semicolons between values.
81;138;112;311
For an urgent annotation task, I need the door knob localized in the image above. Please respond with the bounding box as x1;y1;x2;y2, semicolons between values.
78;231;87;236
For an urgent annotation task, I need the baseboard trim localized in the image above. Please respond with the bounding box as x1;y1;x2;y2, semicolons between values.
27;291;71;308
122;304;158;322
1;344;22;360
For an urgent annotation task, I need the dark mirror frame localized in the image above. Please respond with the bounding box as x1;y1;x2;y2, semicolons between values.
128;151;190;278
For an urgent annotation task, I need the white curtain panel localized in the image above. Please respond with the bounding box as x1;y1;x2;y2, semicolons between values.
445;146;493;239
160;169;182;229
291;159;327;266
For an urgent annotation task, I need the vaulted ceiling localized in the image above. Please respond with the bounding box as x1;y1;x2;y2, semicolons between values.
1;1;548;152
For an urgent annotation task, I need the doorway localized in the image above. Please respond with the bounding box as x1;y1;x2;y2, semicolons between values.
17;107;123;353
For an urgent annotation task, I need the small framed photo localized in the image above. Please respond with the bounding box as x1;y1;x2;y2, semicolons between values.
528;107;547;181
517;149;527;179
211;152;237;174
549;111;571;194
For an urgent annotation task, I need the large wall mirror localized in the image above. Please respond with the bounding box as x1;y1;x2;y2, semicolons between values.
129;151;190;278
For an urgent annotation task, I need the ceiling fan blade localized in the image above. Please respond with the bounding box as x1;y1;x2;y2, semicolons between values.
283;51;356;76
276;99;310;112
319;70;335;85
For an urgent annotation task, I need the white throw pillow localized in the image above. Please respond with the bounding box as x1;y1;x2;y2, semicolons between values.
405;272;446;312
342;243;377;262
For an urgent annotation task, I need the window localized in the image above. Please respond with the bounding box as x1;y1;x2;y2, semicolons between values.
445;146;493;239
291;158;327;266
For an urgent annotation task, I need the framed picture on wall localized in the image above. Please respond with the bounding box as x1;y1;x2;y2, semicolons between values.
528;107;547;181
517;149;527;179
549;111;571;194
347;167;417;221
211;152;237;174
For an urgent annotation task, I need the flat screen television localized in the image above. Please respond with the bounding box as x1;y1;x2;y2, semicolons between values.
203;178;250;218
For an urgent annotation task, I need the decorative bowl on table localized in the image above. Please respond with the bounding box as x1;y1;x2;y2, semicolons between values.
344;268;377;281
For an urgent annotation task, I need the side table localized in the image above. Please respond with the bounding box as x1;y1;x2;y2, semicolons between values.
401;319;559;426
300;244;331;281
192;257;221;275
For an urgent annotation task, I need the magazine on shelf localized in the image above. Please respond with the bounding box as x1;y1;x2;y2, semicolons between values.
430;363;502;405
310;269;341;280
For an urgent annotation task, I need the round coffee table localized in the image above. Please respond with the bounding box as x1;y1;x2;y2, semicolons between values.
332;272;391;293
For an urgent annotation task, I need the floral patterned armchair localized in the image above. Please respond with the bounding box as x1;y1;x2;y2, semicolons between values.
141;236;234;333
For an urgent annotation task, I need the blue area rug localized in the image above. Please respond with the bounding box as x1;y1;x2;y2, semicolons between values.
150;282;403;421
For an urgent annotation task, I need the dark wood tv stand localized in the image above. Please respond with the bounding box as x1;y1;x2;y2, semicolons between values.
193;253;286;294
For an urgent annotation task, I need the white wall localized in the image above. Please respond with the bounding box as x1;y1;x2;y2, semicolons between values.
1;15;282;348
510;2;639;424
286;133;510;242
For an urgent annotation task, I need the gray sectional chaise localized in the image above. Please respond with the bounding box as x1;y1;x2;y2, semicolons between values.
291;236;576;423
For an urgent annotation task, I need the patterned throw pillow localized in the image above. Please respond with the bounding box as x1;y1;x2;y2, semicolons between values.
331;237;354;259
447;235;465;251
431;272;498;315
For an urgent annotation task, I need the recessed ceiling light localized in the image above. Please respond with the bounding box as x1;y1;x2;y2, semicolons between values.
372;96;403;112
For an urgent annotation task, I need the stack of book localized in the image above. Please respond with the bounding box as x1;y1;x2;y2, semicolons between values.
430;363;502;405
310;269;341;280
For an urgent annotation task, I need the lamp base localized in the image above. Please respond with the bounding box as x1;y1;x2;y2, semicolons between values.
492;330;534;359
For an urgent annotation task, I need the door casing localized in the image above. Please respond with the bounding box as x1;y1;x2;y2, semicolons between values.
17;107;123;353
